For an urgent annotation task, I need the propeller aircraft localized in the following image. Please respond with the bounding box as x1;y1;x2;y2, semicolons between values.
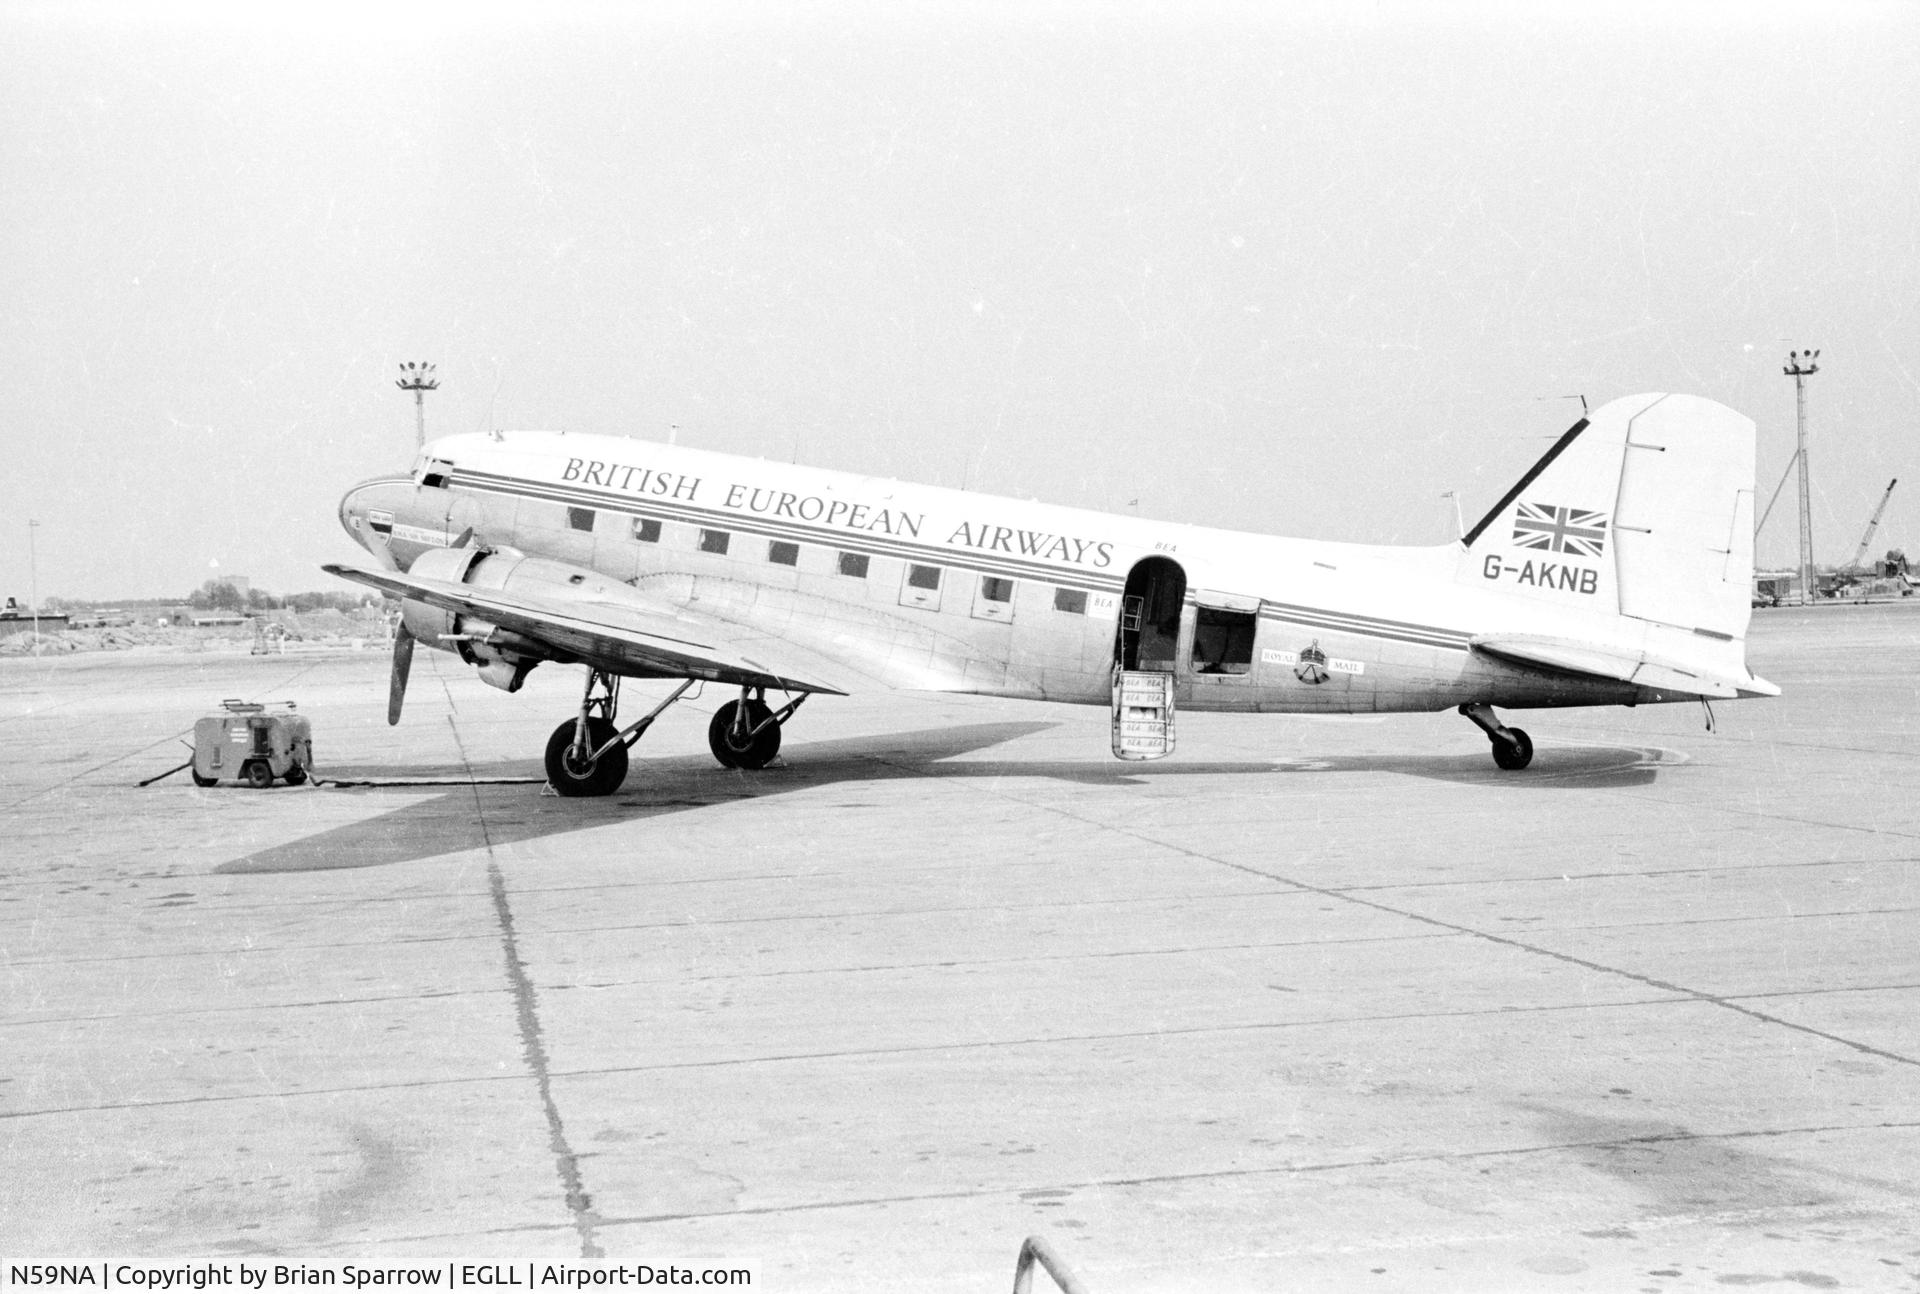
326;392;1777;795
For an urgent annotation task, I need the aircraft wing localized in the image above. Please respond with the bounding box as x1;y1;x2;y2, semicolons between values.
322;561;851;695
1471;633;1780;700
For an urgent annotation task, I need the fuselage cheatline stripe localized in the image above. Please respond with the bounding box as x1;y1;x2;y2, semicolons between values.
450;470;1474;656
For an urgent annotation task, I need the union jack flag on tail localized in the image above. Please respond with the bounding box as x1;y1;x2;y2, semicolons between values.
1512;502;1608;557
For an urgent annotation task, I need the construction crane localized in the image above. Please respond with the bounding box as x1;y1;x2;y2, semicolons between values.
1851;478;1898;570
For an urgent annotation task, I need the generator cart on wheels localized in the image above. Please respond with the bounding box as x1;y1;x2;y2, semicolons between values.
191;699;312;788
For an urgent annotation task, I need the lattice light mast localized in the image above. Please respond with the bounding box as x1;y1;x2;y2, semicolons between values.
395;362;440;453
1784;349;1820;603
27;518;40;647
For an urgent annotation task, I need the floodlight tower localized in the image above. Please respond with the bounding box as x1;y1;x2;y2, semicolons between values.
27;518;40;647
1784;349;1820;603
395;362;440;453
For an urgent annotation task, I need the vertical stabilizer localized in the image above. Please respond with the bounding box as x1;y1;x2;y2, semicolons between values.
1463;394;1759;638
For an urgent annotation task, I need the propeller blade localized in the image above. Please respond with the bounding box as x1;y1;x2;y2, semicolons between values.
369;530;401;572
387;624;415;726
450;527;474;549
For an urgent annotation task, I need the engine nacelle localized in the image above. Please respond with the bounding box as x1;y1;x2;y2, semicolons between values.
398;545;545;692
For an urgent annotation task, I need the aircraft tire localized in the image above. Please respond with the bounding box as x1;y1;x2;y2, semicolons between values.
1491;727;1533;771
244;761;274;789
544;718;629;796
284;763;308;786
709;700;780;770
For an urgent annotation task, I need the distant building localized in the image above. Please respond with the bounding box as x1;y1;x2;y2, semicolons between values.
0;597;70;629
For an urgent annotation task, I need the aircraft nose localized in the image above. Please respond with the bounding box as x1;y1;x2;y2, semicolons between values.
337;477;406;555
338;489;359;544
338;482;373;550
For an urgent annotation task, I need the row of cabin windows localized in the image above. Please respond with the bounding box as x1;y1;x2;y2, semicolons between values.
564;505;1086;614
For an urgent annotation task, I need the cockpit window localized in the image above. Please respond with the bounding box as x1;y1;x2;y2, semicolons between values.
418;458;454;489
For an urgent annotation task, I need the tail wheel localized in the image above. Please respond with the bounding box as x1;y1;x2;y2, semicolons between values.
544;717;629;796
191;770;218;788
1491;727;1534;771
709;700;781;770
243;761;274;789
284;764;308;786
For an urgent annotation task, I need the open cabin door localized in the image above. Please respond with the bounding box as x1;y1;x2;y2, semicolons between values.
1112;556;1185;760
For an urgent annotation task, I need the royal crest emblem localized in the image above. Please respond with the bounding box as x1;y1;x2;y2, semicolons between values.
1294;641;1330;685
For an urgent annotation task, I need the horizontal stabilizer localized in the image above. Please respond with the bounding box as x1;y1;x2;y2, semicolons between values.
1472;633;1780;700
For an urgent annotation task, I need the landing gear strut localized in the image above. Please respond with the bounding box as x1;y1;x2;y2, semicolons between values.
709;685;807;770
1459;702;1534;771
543;671;695;797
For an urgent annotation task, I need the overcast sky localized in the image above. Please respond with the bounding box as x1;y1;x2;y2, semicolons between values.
3;1;1916;601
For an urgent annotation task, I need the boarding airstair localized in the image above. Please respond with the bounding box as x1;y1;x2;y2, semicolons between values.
1111;668;1175;760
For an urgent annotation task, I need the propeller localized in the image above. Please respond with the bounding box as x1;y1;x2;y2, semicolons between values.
369;529;401;572
381;528;475;725
387;623;415;726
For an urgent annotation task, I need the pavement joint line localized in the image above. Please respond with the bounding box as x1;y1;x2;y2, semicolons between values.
11;938;1920;1087
0;920;1457;980
1553;777;1920;844
1458;902;1920;935
863;751;1920;1071
1332;853;1920;892
1196;852;1920;1071
0;992;1718;1120
569;1117;1920;1231
15;842;1903;902
444;705;606;1262
1;930;1477;1025
248;1189;1920;1262
1175;1197;1920;1268
45;947;1920;1037
0;885;1328;966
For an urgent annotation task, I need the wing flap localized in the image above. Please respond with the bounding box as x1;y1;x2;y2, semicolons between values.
1471;633;1779;700
323;562;851;694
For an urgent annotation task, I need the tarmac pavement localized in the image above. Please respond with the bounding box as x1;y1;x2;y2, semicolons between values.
2;602;1918;1291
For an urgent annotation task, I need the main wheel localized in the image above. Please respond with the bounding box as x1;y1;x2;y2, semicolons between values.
1491;727;1534;771
708;700;781;770
544;717;629;796
243;761;274;789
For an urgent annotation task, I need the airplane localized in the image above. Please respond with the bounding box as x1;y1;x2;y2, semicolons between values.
325;391;1778;796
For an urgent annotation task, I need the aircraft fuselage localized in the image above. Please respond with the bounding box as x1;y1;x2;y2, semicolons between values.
338;429;1668;717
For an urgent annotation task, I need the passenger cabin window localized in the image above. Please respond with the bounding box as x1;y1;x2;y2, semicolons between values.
838;552;870;578
768;540;799;566
699;529;731;555
567;506;595;532
632;518;661;543
899;563;943;611
972;575;1015;623
1191;606;1256;674
1053;588;1088;614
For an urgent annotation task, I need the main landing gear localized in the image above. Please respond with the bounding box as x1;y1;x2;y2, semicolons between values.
545;671;692;797
543;672;809;796
709;686;808;770
1459;702;1534;771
